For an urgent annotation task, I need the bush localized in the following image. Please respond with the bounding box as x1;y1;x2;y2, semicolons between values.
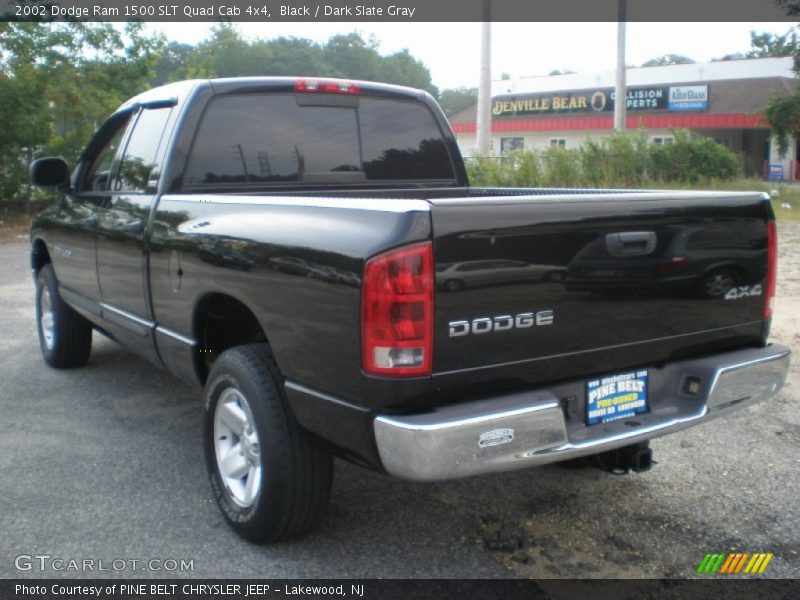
541;146;582;187
465;129;742;188
510;150;545;187
578;130;650;187
467;156;512;187
649;130;740;183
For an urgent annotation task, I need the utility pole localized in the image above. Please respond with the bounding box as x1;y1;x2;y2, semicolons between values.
235;144;250;181
475;1;492;156
614;0;627;131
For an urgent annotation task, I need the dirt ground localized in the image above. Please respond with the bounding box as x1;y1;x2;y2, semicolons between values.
772;220;800;352
0;213;29;243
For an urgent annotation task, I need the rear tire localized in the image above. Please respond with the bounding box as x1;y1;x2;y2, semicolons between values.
35;263;92;368
203;344;333;543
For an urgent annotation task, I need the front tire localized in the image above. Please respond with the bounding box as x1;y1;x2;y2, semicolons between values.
444;279;463;292
35;263;92;368
698;268;739;298
544;270;566;283
203;344;333;543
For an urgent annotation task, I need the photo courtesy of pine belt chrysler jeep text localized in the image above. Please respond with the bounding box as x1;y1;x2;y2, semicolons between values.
28;77;790;543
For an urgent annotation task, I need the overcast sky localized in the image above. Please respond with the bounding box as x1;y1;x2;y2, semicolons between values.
145;22;797;89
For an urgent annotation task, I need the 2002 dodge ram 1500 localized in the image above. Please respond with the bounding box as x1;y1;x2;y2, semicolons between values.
29;77;790;543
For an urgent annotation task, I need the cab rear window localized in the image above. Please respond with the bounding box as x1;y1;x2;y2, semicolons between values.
184;94;455;187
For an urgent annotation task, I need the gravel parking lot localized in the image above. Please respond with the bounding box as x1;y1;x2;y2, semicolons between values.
0;223;797;579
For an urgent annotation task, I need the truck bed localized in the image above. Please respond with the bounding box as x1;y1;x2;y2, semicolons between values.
427;189;770;399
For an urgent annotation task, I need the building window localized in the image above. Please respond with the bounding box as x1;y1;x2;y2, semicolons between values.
500;137;524;154
652;136;674;146
549;138;566;148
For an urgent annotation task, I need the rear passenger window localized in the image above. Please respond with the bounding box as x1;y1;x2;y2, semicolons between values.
358;97;454;181
186;95;360;185
116;107;172;193
184;93;454;188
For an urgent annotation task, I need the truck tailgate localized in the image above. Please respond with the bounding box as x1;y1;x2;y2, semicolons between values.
429;191;771;389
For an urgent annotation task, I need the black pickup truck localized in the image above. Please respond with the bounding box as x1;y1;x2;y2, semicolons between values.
29;77;790;543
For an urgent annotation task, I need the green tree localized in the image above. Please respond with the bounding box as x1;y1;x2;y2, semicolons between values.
714;53;746;62
641;54;695;67
153;42;195;84
0;22;164;207
760;27;800;156
746;29;798;58
381;49;438;96
153;28;437;95
323;33;381;81
261;37;326;76
196;24;273;77
438;87;478;117
764;94;800;157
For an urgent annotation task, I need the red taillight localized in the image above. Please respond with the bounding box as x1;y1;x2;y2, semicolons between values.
362;242;433;377
765;220;777;319
294;79;360;95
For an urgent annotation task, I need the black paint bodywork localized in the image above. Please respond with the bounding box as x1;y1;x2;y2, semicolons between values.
30;78;774;470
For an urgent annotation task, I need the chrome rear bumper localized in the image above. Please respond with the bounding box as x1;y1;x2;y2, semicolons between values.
374;345;790;481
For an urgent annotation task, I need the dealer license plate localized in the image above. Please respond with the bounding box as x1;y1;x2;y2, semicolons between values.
586;369;649;425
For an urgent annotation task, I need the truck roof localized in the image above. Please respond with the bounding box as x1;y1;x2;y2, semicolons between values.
116;77;431;115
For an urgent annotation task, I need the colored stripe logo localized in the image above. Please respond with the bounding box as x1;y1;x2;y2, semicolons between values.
696;552;773;574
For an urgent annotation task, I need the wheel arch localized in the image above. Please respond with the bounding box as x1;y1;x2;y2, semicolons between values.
31;238;52;276
699;261;749;282
192;291;273;384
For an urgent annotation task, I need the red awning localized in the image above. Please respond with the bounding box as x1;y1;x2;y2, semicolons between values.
450;113;767;133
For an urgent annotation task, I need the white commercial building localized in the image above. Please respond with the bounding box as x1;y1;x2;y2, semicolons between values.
450;57;797;180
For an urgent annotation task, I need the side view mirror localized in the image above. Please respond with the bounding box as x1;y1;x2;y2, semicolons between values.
29;157;71;188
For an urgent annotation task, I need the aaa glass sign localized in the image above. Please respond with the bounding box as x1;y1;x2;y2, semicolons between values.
668;86;709;111
492;87;670;116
